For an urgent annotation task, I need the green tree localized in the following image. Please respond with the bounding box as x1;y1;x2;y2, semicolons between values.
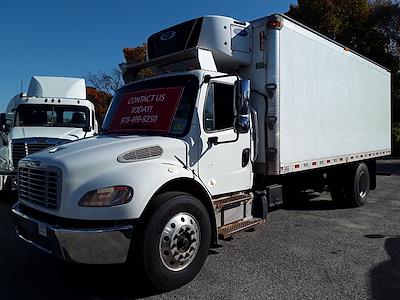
394;122;400;153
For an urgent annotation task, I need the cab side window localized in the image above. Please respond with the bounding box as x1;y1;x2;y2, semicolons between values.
204;83;234;132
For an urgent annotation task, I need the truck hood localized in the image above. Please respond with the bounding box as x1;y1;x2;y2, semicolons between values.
19;134;192;220
25;135;189;168
10;126;86;141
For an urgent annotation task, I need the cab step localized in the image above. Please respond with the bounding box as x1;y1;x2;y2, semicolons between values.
213;193;253;228
218;218;265;240
213;193;252;209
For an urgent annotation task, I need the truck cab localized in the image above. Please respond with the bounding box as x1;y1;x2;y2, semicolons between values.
12;16;258;290
0;76;98;190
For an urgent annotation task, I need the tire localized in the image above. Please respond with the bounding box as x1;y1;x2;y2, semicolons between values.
140;192;211;291
345;163;370;207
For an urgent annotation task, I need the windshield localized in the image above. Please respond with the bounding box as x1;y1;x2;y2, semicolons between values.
102;75;199;136
14;104;89;128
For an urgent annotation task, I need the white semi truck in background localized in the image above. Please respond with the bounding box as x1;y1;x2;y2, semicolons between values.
12;14;391;290
0;76;98;190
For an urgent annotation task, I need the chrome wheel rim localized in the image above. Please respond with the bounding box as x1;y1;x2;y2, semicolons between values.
358;171;368;198
159;213;201;271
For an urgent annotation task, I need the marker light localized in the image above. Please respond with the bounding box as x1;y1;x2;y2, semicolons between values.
78;186;133;207
267;21;282;29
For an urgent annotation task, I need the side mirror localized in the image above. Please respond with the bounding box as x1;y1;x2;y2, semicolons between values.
83;125;92;133
237;79;251;105
0;113;6;127
0;113;9;133
236;114;251;134
0;132;8;146
235;79;251;134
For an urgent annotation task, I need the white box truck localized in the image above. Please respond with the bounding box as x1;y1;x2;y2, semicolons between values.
0;76;98;190
12;14;391;290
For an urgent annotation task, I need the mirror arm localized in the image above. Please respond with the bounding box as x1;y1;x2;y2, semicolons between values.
250;107;259;162
82;125;92;139
208;131;239;146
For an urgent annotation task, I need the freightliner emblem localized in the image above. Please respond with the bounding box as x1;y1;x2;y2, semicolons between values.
26;160;42;168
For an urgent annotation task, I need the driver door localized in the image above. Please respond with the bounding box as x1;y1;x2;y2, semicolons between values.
198;80;252;196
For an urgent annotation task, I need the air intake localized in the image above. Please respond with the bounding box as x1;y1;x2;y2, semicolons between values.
117;146;163;163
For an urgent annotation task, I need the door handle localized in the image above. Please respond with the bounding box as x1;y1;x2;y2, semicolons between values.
242;148;250;167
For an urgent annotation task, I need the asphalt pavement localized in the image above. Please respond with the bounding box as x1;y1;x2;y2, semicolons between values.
0;160;399;299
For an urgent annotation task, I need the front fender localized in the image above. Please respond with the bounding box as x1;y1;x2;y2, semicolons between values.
131;162;200;219
66;160;198;220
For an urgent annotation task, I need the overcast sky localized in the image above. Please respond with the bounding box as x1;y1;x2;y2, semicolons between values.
0;0;296;111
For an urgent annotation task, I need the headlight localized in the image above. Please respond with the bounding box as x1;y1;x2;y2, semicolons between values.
78;186;133;207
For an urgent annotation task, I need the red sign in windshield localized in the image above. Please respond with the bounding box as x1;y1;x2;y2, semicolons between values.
109;87;184;133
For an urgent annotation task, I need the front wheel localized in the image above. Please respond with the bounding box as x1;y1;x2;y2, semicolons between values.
141;192;211;291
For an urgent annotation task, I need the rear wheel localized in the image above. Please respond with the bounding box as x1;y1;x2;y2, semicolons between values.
328;163;370;207
346;163;370;207
140;192;211;291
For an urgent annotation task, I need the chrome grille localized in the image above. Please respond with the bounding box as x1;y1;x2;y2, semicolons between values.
27;143;54;154
12;142;56;169
18;167;62;210
12;143;27;169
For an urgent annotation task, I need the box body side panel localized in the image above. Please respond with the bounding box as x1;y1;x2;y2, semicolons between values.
278;19;391;173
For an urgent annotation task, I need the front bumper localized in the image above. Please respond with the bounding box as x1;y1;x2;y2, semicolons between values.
12;203;133;264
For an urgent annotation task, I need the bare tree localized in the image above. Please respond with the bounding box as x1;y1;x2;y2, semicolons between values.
86;67;124;96
85;45;156;124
